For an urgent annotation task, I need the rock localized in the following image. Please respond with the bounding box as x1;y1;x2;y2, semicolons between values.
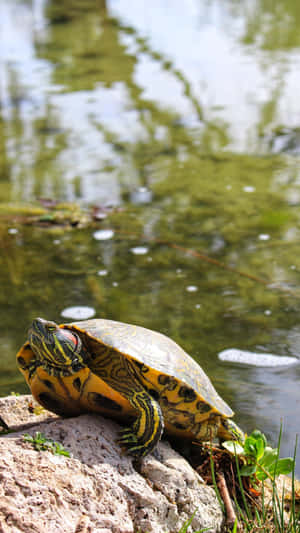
0;395;223;533
0;395;58;431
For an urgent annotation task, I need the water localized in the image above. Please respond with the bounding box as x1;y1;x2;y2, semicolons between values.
1;0;300;475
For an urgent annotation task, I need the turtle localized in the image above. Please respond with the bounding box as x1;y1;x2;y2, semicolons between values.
16;317;244;457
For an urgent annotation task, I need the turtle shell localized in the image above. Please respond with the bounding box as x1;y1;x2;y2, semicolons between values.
67;319;233;418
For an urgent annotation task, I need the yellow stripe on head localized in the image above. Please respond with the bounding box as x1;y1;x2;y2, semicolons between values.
28;317;85;373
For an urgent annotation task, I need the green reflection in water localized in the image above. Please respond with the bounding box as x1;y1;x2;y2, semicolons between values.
1;148;300;407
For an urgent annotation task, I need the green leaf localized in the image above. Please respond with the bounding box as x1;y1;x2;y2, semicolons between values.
250;430;267;446
244;432;266;460
256;457;295;481
265;458;294;477
240;464;257;477
243;439;257;457
260;447;278;468
255;469;268;481
222;440;245;455
53;442;71;457
275;457;294;475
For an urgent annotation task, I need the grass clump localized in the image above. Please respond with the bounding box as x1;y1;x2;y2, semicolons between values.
23;431;70;457
218;429;299;532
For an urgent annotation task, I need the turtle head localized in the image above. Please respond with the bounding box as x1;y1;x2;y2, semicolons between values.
28;318;85;374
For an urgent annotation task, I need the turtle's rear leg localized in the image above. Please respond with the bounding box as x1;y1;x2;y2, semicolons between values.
218;418;245;443
193;415;221;441
193;415;244;444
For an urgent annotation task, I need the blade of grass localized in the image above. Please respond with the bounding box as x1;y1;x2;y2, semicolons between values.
234;452;252;521
261;477;266;525
177;509;197;533
280;482;285;532
232;519;238;533
209;449;225;513
177;508;212;533
272;425;284;532
290;435;298;531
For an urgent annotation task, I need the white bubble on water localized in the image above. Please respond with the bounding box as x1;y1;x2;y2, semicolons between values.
97;269;108;276
130;246;149;255
186;285;198;292
258;234;270;241
218;348;298;367
93;229;114;240
130;187;153;205
61;306;96;320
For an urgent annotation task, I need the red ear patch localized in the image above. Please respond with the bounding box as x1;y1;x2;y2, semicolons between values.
61;329;78;347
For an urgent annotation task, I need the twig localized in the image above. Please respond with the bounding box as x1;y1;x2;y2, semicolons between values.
171;243;269;284
217;471;238;529
113;228;270;285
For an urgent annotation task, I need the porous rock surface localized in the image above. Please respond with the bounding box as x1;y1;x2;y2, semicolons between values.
0;395;223;533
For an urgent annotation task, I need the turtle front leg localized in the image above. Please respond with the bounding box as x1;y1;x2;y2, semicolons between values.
90;349;164;457
118;390;164;457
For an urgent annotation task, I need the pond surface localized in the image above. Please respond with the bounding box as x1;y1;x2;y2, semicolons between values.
1;0;300;474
